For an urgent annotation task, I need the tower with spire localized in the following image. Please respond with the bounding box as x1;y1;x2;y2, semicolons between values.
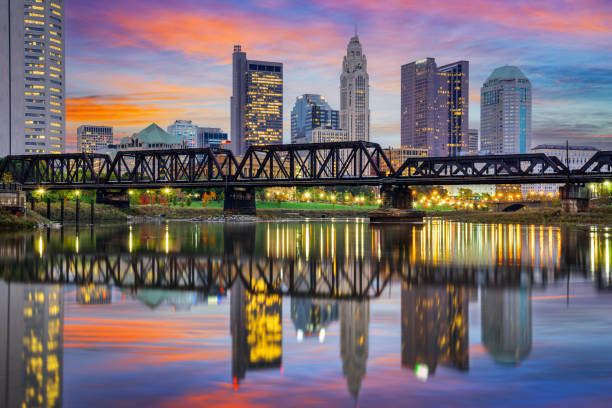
340;28;370;142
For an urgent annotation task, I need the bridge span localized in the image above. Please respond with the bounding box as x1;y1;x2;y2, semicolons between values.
1;141;609;213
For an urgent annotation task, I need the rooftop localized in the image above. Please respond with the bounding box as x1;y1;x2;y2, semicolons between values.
533;144;599;151
486;66;528;82
122;123;184;145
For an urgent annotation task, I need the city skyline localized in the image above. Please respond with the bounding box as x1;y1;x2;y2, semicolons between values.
49;0;612;151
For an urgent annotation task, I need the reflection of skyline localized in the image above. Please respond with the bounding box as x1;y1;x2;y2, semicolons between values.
481;286;532;365
340;299;369;400
291;298;338;343
401;284;469;379
77;284;112;305
0;282;63;408
231;278;282;387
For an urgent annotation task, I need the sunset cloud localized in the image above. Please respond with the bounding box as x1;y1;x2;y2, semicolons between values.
64;0;612;150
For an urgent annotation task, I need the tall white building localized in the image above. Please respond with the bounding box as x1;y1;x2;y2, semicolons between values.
480;66;531;154
167;120;198;148
1;0;66;155
340;30;370;142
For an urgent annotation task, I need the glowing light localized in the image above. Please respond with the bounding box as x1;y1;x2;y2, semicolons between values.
319;328;326;343
415;364;429;381
128;190;133;195
164;188;170;194
37;188;45;195
75;190;80;196
319;192;324;198
297;329;304;343
330;195;336;201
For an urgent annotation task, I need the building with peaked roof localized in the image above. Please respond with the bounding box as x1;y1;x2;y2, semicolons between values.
117;123;184;151
340;29;370;142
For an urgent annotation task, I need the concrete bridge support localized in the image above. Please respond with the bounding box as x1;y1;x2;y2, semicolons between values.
380;185;414;209
224;187;256;215
560;183;590;213
96;189;130;209
369;185;423;222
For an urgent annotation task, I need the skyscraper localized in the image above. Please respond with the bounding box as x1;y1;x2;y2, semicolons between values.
167;120;198;148
340;30;370;142
76;125;113;153
1;0;66;155
401;58;469;156
466;129;479;154
480;66;532;154
290;94;339;144
230;45;283;156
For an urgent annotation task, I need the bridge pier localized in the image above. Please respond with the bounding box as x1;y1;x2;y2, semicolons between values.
369;185;424;222
96;189;130;209
560;183;590;213
224;187;256;215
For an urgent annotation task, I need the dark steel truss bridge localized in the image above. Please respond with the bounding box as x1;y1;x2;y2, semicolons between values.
2;141;612;190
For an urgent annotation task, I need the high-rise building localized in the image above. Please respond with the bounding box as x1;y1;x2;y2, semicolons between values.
76;125;113;153
167;120;198;148
480;66;532;154
290;94;339;144
196;127;228;149
1;0;66;155
230;45;283;156
311;128;348;143
340;30;370;142
466;129;479;154
401;58;469;157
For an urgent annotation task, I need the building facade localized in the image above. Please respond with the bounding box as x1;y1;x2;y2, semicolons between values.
380;145;428;174
466;129;479;154
311;128;348;143
523;144;599;195
196;127;228;149
290;94;339;144
480;66;532;154
1;0;66;155
231;45;283;156
76;125;113;153
401;58;468;157
340;31;370;142
167;120;198;148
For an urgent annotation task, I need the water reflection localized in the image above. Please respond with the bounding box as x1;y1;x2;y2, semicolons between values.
0;219;611;406
0;283;63;408
401;284;469;379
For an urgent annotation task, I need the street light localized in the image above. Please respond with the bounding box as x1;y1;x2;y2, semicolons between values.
37;188;45;195
75;190;80;196
164;188;171;194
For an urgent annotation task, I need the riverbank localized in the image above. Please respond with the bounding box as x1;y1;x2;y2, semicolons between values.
430;206;612;226
4;201;612;230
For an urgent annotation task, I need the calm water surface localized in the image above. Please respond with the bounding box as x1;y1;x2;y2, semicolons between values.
1;219;612;407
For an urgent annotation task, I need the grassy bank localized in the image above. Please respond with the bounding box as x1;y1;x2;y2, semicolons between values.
31;201;130;223
0;211;47;231
430;206;612;226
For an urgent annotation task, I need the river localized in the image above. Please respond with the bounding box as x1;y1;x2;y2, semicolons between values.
1;219;611;407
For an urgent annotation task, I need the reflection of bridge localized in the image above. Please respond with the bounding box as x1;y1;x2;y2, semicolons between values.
0;250;601;299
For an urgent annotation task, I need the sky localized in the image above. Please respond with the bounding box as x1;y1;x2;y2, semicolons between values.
64;0;612;151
